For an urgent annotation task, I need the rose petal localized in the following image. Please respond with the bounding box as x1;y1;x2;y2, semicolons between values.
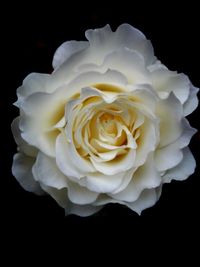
85;24;156;66
19;87;69;157
11;117;37;157
56;134;82;179
155;141;183;172
126;188;159;215
56;132;95;179
150;69;190;104
12;153;43;195
53;41;89;69
112;167;137;194
183;84;199;116
55;69;128;102
163;147;196;183
179;118;197;148
90;148;136;175
115;24;156;65
66;203;102;217
14;73;52;107
67;181;98;205
147;60;168;72
156;93;183;148
20;116;59;158
93;195;120;206
77;48;152;85
84;171;127;193
40;184;69;208
135;119;158;167
55;23;155;83
110;154;161;202
94;48;151;84
32;152;68;189
40;184;102;216
85;24;112;48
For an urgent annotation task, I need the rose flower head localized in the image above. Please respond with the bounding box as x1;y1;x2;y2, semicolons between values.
12;24;199;216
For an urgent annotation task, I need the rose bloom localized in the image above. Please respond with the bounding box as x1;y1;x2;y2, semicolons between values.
12;24;198;216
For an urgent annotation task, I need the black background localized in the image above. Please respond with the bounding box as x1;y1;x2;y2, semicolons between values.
2;2;200;261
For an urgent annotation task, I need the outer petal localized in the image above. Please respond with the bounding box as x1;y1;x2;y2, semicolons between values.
32;152;68;189
15;73;53;107
95;187;161;214
19;88;68;157
78;48;151;84
163;147;196;183
85;24;113;48
85;24;156;66
147;60;168;72
112;167;137;194
54;24;155;84
67;181;98;205
156;93;183;148
150;69;190;104
110;154;161;202
94;194;121;206
52;41;89;69
126;188;159;215
40;184;69;208
65;204;102;217
115;24;156;65
183;85;199;116
105;48;150;84
155;141;183;172
11;117;37;157
84;24;114;65
179;118;197;149
12;153;43;195
40;184;102;216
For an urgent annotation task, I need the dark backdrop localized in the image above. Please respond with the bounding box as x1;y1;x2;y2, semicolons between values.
2;3;199;261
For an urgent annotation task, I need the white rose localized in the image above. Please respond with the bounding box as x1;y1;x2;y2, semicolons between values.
12;24;198;216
